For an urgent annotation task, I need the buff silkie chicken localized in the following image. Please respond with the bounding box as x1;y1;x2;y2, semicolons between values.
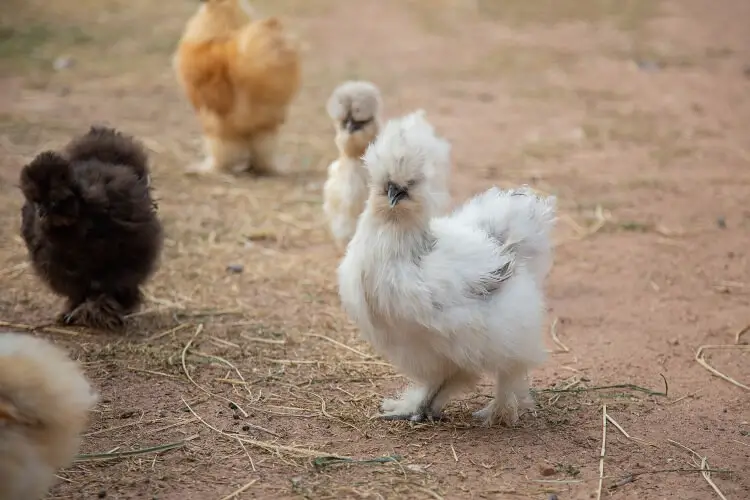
0;332;97;500
323;80;383;248
174;0;301;175
337;111;557;426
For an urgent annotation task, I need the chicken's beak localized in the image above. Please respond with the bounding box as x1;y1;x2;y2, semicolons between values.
345;118;359;133
344;116;371;133
387;182;408;207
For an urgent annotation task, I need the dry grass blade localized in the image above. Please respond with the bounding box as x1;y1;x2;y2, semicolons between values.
0;262;28;277
668;439;728;500
146;323;192;342
269;358;391;367
596;404;608;500
559;205;612;246
536;379;667;397
606;413;657;447
304;332;372;359
218;479;259;500
239;333;286;345
182;397;349;459
0;319;80;336
549;317;569;353
180;324;250;416
695;344;750;391
735;324;750;344
75;440;186;462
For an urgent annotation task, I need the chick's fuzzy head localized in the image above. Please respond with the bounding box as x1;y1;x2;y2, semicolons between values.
327;81;382;157
363;110;451;221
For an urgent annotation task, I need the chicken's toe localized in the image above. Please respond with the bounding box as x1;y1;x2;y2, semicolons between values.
57;312;75;325
472;405;495;426
378;412;415;421
380;398;401;413
473;393;520;427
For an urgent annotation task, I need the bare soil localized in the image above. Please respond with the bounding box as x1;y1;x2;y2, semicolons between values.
1;1;749;499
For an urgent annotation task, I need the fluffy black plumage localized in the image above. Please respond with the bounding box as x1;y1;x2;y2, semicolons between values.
19;126;163;331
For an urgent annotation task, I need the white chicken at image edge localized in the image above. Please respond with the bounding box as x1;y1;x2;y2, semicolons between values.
337;110;557;426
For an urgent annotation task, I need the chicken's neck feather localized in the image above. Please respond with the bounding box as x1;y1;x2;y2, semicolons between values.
360;212;435;265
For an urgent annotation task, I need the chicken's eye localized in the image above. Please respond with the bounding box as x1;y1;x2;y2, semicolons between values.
407;179;417;188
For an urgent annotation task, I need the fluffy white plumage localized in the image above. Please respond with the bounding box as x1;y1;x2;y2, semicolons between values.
323;81;383;247
337;110;556;425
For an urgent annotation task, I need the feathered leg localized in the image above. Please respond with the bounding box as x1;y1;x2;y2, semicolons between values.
57;295;86;325
379;372;475;422
379;383;444;422
188;136;251;175
246;129;279;176
473;363;535;427
61;295;126;331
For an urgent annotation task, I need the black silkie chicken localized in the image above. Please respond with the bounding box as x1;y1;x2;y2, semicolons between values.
19;126;163;330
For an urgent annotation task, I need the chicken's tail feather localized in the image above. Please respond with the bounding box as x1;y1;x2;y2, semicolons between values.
453;186;557;283
64;126;150;180
504;186;557;283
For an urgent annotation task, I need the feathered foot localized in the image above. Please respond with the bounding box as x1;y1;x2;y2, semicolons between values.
378;384;445;423
188;136;250;176
185;157;217;176
58;295;126;331
473;368;535;427
245;131;278;176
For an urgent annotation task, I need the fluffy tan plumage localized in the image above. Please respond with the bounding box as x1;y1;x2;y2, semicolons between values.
174;0;301;175
0;332;97;500
323;81;382;247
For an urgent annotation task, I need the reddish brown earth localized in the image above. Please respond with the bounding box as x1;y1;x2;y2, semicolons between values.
1;1;748;499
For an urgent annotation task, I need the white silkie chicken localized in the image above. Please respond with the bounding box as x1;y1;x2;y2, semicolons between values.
323;81;383;248
337;110;556;426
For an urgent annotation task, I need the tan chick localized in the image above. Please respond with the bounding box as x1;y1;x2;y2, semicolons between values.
323;81;383;248
0;332;97;500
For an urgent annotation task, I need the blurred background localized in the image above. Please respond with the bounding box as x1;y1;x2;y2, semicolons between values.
1;1;748;499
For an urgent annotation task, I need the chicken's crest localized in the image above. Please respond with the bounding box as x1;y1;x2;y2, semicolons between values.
363;110;451;220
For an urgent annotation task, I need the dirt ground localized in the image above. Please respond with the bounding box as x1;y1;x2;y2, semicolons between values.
1;0;749;498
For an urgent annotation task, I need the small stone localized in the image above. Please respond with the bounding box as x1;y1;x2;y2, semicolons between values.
540;466;556;476
636;59;660;72
668;338;679;346
717;217;727;229
53;56;74;71
242;425;250;431
97;491;107;499
548;495;559;500
228;402;239;410
119;410;137;419
233;414;240;420
226;264;244;274
477;92;494;103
